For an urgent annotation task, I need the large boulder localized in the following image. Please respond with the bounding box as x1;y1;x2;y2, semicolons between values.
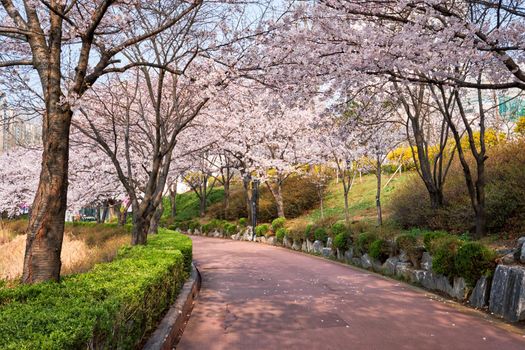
283;237;293;248
489;265;525;322
519;237;525;263
336;248;344;260
292;239;302;251
421;252;432;271
361;254;373;269
450;277;469;300
267;236;276;245
344;248;354;262
383;257;399;276
306;239;314;253
469;276;491;309
322;247;334;258
326;237;333;249
398;250;410;263
313;240;323;254
395;262;413;280
301;241;308;252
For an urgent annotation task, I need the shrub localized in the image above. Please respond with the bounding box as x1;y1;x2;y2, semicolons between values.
432;236;464;279
271;217;286;231
455;242;496;287
188;221;200;231
369;239;390;262
223;223;238;235
331;222;348;236
355;232;378;256
275;228;287;243
255;224;270;237
391;139;525;235
0;229;191;349
314;227;328;244
396;233;423;268
238;217;248;227
304;224;314;241
423;231;449;252
333;232;352;252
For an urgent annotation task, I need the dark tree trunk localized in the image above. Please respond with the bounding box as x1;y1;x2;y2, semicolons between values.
101;201;109;223
243;175;252;220
22;107;72;284
148;202;163;235
223;180;230;219
267;181;285;219
343;189;350;225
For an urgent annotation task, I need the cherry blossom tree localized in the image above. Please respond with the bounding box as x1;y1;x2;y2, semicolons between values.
0;0;204;283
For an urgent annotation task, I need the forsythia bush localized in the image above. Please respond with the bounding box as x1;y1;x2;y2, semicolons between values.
0;229;192;350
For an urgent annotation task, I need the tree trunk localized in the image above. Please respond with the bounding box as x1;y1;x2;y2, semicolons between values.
148;203;163;235
343;189;350;225
223;181;230;219
268;181;285;219
243;175;252;220
22;108;72;284
376;159;383;226
101;201;109;223
132;214;148;245
169;184;177;218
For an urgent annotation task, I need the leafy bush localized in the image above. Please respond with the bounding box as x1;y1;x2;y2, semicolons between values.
432;236;464;279
0;229;191;349
331;222;348;236
314;227;328;244
333;232;352;252
396;233;423;268
223;223;238;234
275;228;287;243
455;242;496;287
369;239;390;262
423;231;449;252
255;224;270;237
304;224;314;241
238;217;248;227
355;232;378;256
271;217;286;231
188;220;200;231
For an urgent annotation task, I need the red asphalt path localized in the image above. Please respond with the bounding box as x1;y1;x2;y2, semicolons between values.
178;237;525;350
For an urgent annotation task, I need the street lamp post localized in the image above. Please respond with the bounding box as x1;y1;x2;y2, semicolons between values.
251;178;260;241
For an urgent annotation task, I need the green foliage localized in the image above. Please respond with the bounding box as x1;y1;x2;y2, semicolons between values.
369;239;390;262
188;220;200;231
163;188;224;222
330;222;348;236
271;217;286;231
255;224;270;237
355;232;378;256
0;229;191;350
432;236;464;279
423;231;449;252
455;242;496;287
333;232;352;251
304;224;314;241
314;227;328;244
223;223;238;234
275;228;287;243
238;218;248;227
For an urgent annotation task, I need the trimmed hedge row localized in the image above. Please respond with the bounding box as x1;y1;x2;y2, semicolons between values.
0;228;191;350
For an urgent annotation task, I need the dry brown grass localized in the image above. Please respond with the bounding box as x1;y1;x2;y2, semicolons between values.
0;222;130;281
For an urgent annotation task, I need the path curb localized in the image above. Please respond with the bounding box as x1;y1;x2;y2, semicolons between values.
143;263;201;350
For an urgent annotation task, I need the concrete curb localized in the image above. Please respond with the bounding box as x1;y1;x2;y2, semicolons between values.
143;263;201;350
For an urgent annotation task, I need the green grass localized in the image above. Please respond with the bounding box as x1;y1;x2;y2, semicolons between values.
162;188;225;222
0;229;191;350
301;172;412;224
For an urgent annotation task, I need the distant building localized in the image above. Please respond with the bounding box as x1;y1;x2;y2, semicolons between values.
0;97;42;152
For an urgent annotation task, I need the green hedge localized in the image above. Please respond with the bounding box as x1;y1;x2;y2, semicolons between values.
0;228;191;349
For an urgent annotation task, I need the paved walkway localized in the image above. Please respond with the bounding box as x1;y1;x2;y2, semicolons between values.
178;237;525;350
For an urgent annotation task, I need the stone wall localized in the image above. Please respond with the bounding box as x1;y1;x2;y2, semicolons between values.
181;225;525;323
